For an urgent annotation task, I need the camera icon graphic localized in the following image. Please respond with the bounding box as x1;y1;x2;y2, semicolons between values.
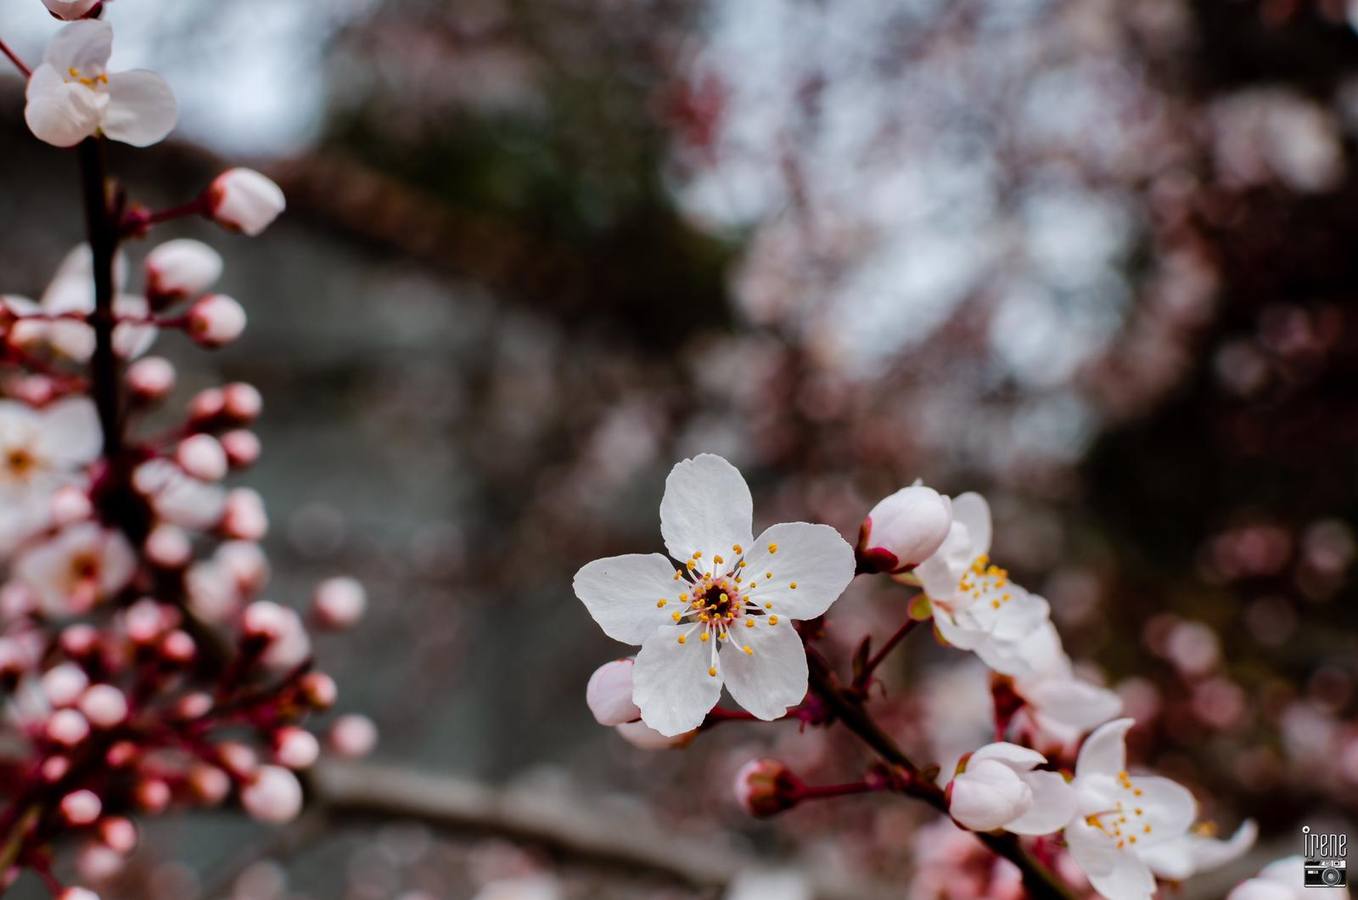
1303;826;1349;889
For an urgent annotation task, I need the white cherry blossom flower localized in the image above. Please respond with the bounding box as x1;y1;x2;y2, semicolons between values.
1064;718;1197;900
858;483;952;573
14;522;136;617
1228;855;1349;900
1011;622;1123;752
1141;819;1257;882
0;397;100;551
574;454;855;736
34;245;156;362
915;493;1050;675
947;742;1074;834
25;20;176;148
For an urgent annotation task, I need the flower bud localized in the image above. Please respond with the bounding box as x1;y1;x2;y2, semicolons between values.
42;0;101;20
99;817;138;854
208;169;286;236
145;523;191;569
188;763;231;805
220;430;261;468
274;726;320;769
300;672;337;710
160;629;196;664
48;709;91;746
43;756;70;782
43;663;89;706
187;294;246;348
176;434;228;482
586;659;640;726
135;778;171;813
947;757;1032;832
60;789;101;826
145;239;223;305
77;842;123;883
222;382;262;422
241;766;303;824
328;714;378;758
243;600;310;669
127;356;176;402
311;576;366;630
60;624;99;658
217;741;259;779
222;488;268;541
188;387;225;421
858;485;952;574
733;758;802;817
79;685;128;729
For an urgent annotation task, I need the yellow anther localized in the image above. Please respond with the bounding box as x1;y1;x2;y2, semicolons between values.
707;666;717;677
657;599;667;608
738;560;747;568
677;635;687;645
743;645;753;655
700;632;710;643
693;551;702;559
679;593;688;601
714;555;724;565
1143;825;1151;834
744;618;755;628
719;593;728;603
992;600;1001;609
1128;836;1137;845
765;572;773;579
764;602;773;609
768;543;778;553
768;615;779;625
733;544;743;554
686;560;697;571
789;582;798;590
671;611;681;622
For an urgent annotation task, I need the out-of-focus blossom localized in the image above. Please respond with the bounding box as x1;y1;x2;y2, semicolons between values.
187;294;247;347
0;397;100;550
25;21;176;148
733;758;800;818
14;522;136;616
240;765;303;824
575;454;854;735
32;246;155;361
947;742;1073;834
327;714;378;758
1064;719;1196;900
857;483;952;574
916;493;1050;675
310;576;366;629
208;169;286;236
724;869;811;900
144;239;222;305
41;0;103;21
1012;623;1122;753
471;875;562;900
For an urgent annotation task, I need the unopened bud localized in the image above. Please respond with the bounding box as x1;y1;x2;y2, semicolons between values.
176;434;228;481
274;727;320;769
328;714;378;759
41;0;101;21
60;789;101;825
99;817;138;854
220;430;261;468
135;778;171;813
127;356;176;402
188;763;230;805
145;239;223;306
858;485;953;574
222;488;268;540
145;523;191;568
222;382;262;422
586;659;640;726
208;169;286;237
187;294;246;348
734;758;802;817
51;485;93;526
241;765;303;824
311;577;366;629
47;709;90;746
43;663;89;706
78;685;128;729
299;672;337;710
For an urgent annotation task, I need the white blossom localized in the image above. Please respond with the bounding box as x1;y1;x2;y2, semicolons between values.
0;397;100;552
575;454;855;736
1141;819;1257;882
13;522;136;617
208;169;286;236
1012;622;1123;752
858;483;952;573
947;742;1074;834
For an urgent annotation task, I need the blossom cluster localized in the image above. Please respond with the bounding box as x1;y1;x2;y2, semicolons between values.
0;8;371;898
574;455;1309;900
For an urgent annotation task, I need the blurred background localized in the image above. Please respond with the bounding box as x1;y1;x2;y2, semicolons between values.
2;0;1358;896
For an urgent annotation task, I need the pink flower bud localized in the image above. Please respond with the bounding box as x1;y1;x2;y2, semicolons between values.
217;540;269;592
222;382;262;422
50;486;93;526
176;434;228;481
586;659;640;726
99;817;138;854
188;763;230;805
59;888;100;900
41;0;101;20
61;789;101;825
208;169;286;236
614;721;694;751
43;663;89;706
274;727;320;769
220;430;261;468
43;756;70;782
300;672;337;710
48;709;90;746
222;488;268;540
858;485;952;574
733;759;801;817
127;356;176;402
217;741;259;779
105;742;137;768
328;714;378;759
135;778;171;813
175;692;213;719
311;577;366;630
241;766;303;824
145;239;222;305
189;387;225;421
60;624;99;657
160;629;196;664
145;524;191;568
124;599;167;644
79;685;128;729
77;842;123;882
187;294;246;348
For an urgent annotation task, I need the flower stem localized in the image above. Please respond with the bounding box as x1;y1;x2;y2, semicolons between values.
0;36;31;78
805;650;1076;900
77;137;124;460
855;615;920;688
794;781;875;802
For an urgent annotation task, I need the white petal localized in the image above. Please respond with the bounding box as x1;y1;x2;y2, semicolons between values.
48;321;95;361
112;294;157;358
36;397;101;467
573;553;682;645
97;531;136;595
951;492;992;558
934;606;983;651
970;742;1046;771
102;70;177;147
740;522;855;620
949;759;1031;831
719;616;808;721
1014;621;1071;677
632;625;721;736
1024;678;1123;733
1131;775;1198;846
25;66;102;148
658;454;753;569
1076;718;1134;779
43;20;112;73
1065;818;1157;900
1006;770;1076;835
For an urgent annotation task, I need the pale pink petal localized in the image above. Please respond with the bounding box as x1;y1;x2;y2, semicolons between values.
1006;771;1076;835
632;624;721;736
43;20;112;73
740;522;855;620
1076;718;1134;780
36;397;100;467
102;70;177;147
719;615;808;721
1065;818;1157;900
25;66;103;148
574;553;682;645
658;454;753;570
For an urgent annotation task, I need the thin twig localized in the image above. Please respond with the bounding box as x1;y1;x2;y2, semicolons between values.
855;616;920;688
0;37;30;78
